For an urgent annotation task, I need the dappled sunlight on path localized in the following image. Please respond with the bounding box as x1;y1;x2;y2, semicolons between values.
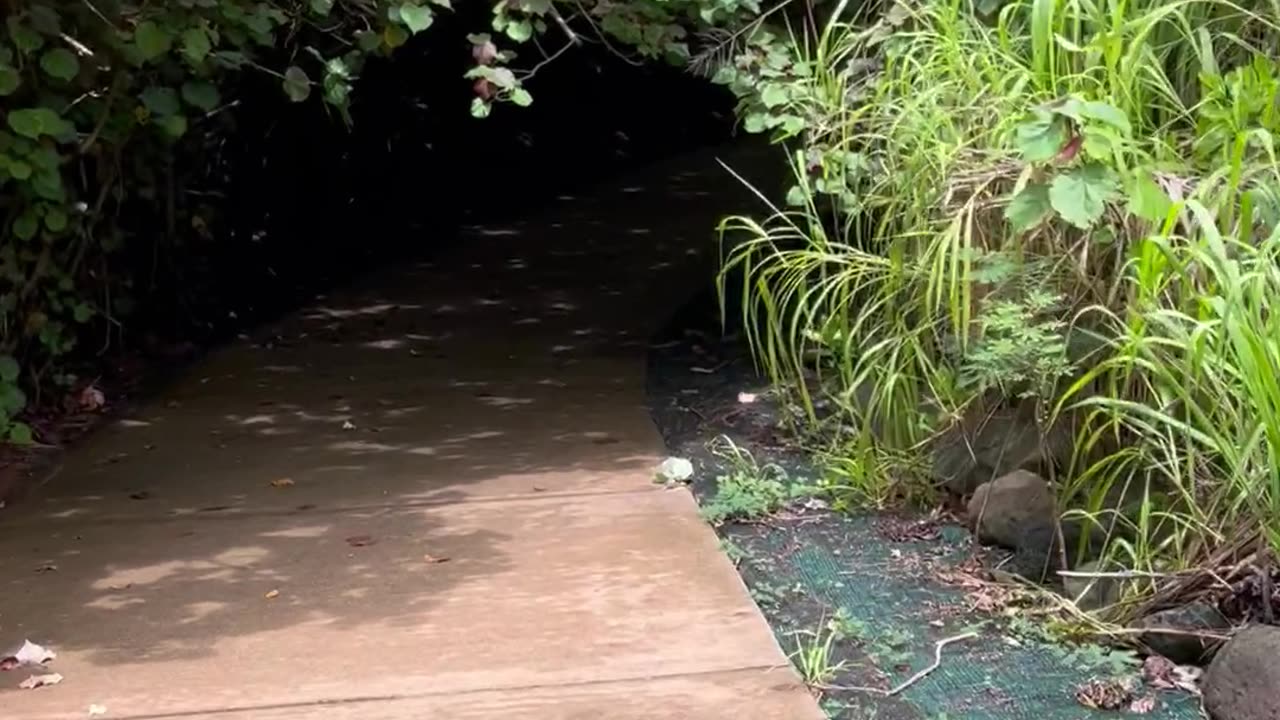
0;145;820;719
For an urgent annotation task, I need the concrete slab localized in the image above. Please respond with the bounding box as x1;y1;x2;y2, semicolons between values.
0;144;820;719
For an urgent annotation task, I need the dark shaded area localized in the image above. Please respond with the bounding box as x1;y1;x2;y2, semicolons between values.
138;18;735;346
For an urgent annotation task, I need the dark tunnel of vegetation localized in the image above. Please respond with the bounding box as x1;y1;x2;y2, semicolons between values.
141;35;735;351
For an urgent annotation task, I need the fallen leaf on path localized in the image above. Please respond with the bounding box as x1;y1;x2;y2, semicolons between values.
88;704;107;716
737;392;758;404
1;640;56;670
78;386;106;412
19;673;63;689
1129;694;1157;714
1074;677;1134;710
345;535;375;547
264;589;280;600
34;563;57;573
341;420;356;430
1141;654;1202;694
423;554;450;564
270;478;295;488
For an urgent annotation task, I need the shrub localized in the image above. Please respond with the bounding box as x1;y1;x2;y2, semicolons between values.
713;0;1280;613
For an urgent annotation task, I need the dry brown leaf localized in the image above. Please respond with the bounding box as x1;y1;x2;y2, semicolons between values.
264;589;280;600
19;673;63;689
423;554;451;564
78;386;105;412
1142;655;1177;689
345;535;375;547
269;478;295;488
1129;694;1157;714
88;704;108;716
1074;678;1134;710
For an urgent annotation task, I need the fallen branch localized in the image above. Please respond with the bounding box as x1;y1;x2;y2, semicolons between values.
818;631;977;697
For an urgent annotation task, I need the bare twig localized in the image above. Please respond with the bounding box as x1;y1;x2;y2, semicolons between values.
818;632;977;696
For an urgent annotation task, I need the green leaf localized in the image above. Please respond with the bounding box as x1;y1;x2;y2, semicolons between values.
1015;109;1069;162
1078;101;1131;135
1126;170;1173;223
141;86;180;116
44;207;67;232
12;211;37;240
73;302;93;323
400;4;435;33
8;422;32;444
134;21;172;61
182;81;220;111
8;159;30;180
1057;98;1131;136
0;355;18;383
8;18;44;54
28;147;58;170
0;384;25;414
1005;182;1053;231
760;84;787;108
31;169;64;201
384;24;409;48
0;65;19;95
505;19;532;42
182;28;212;63
283;66;311;102
40;48;79;81
785;185;807;206
310;0;335;15
355;30;382;51
743;113;767;133
156;114;188;138
8;108;69;140
510;88;533;107
470;97;490;118
1049;162;1118;229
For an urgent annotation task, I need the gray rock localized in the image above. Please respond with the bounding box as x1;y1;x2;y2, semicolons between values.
1204;625;1280;720
1005;520;1098;585
1062;560;1122;611
967;470;1056;549
933;404;1073;494
1137;602;1231;665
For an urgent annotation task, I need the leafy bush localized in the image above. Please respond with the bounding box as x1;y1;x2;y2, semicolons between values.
712;0;1280;614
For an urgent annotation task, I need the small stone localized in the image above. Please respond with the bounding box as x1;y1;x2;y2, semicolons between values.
654;457;693;484
967;470;1056;549
1137;602;1231;665
1204;625;1280;720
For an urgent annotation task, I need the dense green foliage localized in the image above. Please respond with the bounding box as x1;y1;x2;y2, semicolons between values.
716;0;1280;614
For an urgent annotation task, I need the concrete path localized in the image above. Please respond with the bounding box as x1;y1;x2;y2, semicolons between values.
0;146;821;719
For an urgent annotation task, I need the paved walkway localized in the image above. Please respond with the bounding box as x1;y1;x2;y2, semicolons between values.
0;146;820;718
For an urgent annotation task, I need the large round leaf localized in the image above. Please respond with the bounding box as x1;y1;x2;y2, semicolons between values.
40;48;79;81
283;66;311;102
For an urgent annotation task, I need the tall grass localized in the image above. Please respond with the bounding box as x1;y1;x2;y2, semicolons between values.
718;0;1280;610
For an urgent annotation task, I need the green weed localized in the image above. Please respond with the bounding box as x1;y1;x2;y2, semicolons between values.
700;436;814;524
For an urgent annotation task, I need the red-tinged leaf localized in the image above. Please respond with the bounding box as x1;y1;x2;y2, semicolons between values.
1057;134;1082;163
